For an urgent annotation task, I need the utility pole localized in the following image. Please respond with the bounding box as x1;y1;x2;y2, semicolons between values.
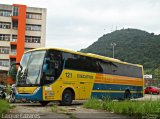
111;43;116;58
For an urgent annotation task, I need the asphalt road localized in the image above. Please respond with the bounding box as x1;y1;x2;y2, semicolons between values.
137;94;160;100
6;94;160;119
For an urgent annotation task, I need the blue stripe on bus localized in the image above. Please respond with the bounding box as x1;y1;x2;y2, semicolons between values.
93;83;143;91
91;92;143;99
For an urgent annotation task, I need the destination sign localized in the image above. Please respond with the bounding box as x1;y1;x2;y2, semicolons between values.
77;74;93;79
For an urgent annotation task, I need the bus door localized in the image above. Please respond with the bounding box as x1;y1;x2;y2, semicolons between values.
42;50;63;100
78;74;94;99
79;81;86;99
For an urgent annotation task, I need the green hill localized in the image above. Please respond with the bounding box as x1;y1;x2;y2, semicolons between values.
80;28;160;72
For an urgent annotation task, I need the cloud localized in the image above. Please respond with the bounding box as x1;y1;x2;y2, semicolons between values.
0;0;160;50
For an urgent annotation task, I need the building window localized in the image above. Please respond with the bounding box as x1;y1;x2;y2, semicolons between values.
10;58;16;65
0;59;9;67
0;34;10;41
11;49;16;55
11;45;16;55
26;24;41;31
0;47;9;54
0;22;11;29
26;12;42;20
11;35;17;42
13;6;19;16
0;10;11;17
25;36;41;43
12;21;18;29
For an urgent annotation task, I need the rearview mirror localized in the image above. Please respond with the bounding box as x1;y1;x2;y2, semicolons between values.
43;63;49;73
9;62;20;80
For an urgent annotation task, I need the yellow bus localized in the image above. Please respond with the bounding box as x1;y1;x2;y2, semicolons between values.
10;48;144;106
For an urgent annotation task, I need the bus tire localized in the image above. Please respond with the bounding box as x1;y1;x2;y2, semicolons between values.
39;101;50;106
60;89;73;106
124;89;131;100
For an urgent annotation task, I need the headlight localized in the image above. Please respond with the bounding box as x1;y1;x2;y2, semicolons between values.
33;87;40;94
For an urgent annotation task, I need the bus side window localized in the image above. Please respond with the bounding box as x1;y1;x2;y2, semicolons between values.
99;60;113;74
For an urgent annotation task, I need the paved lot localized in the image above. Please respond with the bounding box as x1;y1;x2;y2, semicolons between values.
137;94;160;101
6;94;160;119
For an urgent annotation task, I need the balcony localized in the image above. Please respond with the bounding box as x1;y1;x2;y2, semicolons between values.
12;16;18;21
0;54;9;59
0;59;9;71
0;41;10;47
0;66;9;71
0;62;9;67
10;39;17;45
9;50;17;59
9;55;16;59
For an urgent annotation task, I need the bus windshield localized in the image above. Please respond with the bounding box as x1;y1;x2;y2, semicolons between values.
16;50;46;86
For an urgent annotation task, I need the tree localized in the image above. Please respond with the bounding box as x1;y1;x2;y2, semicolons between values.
154;67;160;80
80;28;160;72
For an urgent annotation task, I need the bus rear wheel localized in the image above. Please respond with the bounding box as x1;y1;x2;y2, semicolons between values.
60;89;73;106
39;101;50;106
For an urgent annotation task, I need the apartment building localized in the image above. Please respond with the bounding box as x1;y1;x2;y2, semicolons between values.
0;4;46;84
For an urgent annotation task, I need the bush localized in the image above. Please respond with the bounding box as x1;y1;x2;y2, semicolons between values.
0;100;10;114
83;98;103;109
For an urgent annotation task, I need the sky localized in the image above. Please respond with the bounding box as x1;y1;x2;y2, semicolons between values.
1;0;160;51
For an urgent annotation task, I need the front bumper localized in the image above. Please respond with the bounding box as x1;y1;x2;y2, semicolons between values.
15;87;43;101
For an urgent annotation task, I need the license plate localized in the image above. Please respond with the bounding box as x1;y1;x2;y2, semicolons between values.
21;98;26;101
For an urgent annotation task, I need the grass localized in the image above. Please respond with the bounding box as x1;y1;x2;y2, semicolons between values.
0;100;10;115
83;98;160;118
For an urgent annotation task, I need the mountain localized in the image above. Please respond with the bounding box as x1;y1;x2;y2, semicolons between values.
80;28;160;71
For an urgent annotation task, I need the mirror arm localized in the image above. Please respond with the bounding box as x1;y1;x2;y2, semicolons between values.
10;62;20;67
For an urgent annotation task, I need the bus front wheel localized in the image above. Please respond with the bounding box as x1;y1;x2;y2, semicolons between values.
60;89;73;106
39;101;50;106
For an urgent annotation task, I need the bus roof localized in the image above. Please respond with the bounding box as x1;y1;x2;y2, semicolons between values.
25;47;143;67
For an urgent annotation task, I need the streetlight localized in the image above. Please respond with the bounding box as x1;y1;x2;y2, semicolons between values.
111;42;116;58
